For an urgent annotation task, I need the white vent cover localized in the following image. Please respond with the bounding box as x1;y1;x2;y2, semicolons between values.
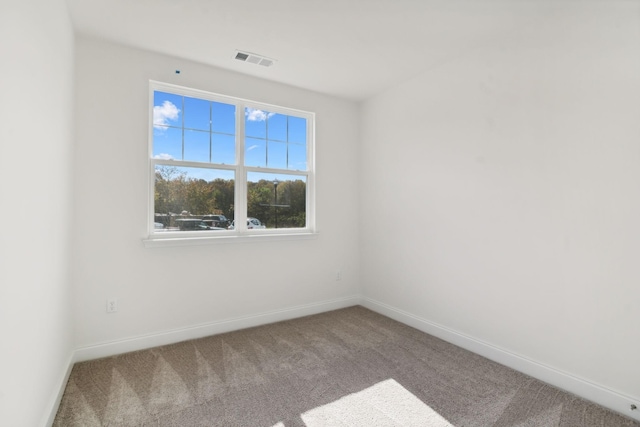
234;50;276;67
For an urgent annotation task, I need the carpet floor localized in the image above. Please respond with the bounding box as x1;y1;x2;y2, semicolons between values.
54;306;639;426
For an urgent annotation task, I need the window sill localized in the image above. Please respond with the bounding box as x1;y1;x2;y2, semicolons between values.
142;231;319;248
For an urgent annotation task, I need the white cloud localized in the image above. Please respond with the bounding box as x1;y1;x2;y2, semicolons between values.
154;101;180;128
245;108;275;122
247;144;259;151
153;153;175;160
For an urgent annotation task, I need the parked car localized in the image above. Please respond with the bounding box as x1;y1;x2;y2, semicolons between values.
175;218;224;231
227;217;266;230
202;214;231;228
248;218;266;229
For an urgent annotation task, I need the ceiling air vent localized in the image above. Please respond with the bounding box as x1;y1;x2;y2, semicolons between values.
234;50;276;67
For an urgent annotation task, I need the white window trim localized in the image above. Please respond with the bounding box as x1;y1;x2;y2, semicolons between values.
144;81;316;246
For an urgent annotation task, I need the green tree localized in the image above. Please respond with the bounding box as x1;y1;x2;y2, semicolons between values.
185;179;216;215
276;179;306;227
247;181;272;222
155;166;188;214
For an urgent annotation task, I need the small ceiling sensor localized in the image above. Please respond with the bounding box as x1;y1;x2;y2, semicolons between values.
234;50;276;67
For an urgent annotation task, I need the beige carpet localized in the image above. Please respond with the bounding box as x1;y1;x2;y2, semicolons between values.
54;306;639;426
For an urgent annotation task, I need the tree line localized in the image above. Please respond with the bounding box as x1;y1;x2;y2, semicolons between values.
154;166;306;228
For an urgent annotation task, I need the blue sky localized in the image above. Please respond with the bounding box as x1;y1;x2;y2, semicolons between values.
153;91;307;182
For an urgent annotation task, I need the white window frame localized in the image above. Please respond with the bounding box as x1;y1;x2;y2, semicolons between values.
144;81;316;247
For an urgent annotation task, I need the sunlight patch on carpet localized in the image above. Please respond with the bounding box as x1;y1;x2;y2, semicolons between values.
300;379;454;426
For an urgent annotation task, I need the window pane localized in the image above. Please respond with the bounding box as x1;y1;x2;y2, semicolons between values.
154;92;182;128
183;96;210;131
267;113;287;141
268;141;287;169
153;126;182;160
247;172;306;229
245;108;268;138
212;102;235;134
245;137;266;167
184;129;210;163
212;133;235;165
288;143;307;171
154;165;235;231
288;116;306;143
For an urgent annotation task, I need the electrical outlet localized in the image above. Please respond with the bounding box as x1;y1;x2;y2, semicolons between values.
335;271;342;281
107;298;118;313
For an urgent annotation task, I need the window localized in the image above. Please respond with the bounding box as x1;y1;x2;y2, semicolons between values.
148;81;314;242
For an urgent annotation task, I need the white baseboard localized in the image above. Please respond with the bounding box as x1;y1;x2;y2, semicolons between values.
43;351;75;427
73;295;362;363
361;297;640;423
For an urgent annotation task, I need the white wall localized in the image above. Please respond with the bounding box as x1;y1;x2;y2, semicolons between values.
0;0;75;426
72;38;360;350
361;1;640;403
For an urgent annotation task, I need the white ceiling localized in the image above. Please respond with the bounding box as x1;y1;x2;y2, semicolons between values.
66;0;550;101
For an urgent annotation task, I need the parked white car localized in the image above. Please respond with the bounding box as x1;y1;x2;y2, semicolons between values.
228;217;266;230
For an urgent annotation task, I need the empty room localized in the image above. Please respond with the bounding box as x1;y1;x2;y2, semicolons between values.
1;0;639;426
